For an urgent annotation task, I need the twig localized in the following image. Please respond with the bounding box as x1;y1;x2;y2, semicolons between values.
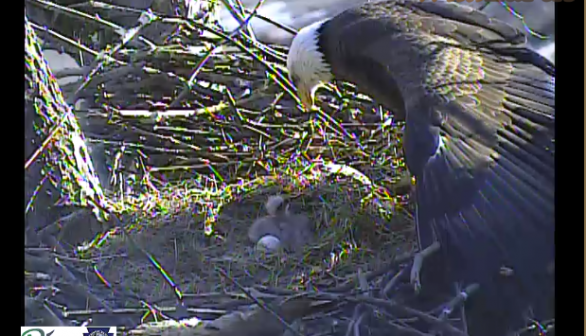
53;258;117;315
216;267;304;336
383;319;433;336
382;268;408;298
344;304;368;336
356;268;370;294
62;306;227;317
438;284;479;321
242;8;298;35
253;252;412;296
25;296;69;326
170;0;268;107
352;312;367;336
68;15;158;105
311;292;466;336
115;105;228;121
460;297;468;336
26;0;156;49
516;319;554;335
332;253;413;293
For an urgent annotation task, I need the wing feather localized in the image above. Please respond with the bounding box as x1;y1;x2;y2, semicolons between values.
320;1;554;334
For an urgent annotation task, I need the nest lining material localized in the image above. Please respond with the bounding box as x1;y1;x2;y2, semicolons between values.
24;0;454;335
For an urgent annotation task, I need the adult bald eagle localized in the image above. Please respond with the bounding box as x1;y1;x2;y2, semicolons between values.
286;1;555;335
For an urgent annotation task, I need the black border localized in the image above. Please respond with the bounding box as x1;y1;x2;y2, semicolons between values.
555;1;583;336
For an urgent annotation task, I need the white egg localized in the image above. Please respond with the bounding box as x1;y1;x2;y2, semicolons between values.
256;235;282;251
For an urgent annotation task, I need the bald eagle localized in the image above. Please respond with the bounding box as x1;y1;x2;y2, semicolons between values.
286;1;554;335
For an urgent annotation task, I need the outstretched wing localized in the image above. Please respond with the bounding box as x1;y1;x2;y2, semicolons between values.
403;6;555;330
320;1;554;333
383;0;556;276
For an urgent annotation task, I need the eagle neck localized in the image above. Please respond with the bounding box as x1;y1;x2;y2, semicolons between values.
314;19;335;75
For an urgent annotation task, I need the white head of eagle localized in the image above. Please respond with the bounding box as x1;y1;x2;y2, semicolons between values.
286;19;332;110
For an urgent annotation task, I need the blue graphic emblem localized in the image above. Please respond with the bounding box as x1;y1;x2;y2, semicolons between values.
83;328;114;336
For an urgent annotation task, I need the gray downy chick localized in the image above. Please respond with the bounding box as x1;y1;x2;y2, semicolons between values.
248;195;287;241
277;210;314;253
248;195;314;253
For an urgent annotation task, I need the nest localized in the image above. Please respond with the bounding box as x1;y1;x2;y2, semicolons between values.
24;1;553;335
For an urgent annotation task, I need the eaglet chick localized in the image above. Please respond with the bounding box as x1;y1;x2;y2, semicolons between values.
248;195;314;253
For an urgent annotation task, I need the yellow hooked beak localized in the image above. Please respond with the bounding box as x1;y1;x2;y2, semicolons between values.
295;83;315;112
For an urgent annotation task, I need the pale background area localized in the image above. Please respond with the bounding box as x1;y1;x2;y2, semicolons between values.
39;0;552;61
215;0;555;62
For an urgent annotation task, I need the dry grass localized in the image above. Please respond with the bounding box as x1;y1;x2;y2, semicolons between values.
26;1;554;335
89;175;416;308
25;1;417;328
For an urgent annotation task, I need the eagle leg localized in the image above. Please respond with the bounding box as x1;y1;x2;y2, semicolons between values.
410;240;441;293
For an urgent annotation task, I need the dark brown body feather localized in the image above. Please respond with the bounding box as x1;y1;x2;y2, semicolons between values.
315;1;554;335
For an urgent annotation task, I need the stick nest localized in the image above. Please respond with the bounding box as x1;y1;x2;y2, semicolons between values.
26;1;532;335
